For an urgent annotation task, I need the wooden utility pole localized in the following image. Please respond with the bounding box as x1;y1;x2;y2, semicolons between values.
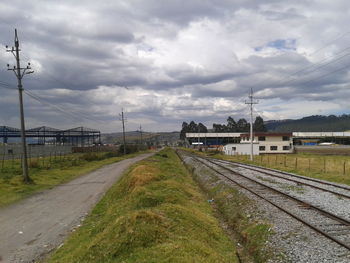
6;29;33;183
139;125;143;145
120;109;127;155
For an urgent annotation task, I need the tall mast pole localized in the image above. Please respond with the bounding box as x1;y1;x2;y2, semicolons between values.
120;109;127;155
6;29;34;183
245;88;258;161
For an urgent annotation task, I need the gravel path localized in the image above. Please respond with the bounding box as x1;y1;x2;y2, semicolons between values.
0;153;154;263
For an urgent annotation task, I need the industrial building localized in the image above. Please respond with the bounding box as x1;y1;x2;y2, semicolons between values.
0;126;101;146
186;131;350;155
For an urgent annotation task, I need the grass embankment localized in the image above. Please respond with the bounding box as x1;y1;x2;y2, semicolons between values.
179;150;273;262
0;151;148;207
201;151;350;186
48;148;237;263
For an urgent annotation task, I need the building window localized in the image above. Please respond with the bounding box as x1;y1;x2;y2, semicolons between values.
259;146;265;151
258;136;266;141
232;147;236;151
270;146;278;151
283;136;290;141
283;146;290;151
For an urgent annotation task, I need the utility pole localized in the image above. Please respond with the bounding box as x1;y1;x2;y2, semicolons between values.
139;125;143;145
6;29;33;183
245;88;258;161
119;109;127;155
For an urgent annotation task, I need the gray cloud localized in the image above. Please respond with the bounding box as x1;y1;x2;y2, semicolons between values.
1;0;350;132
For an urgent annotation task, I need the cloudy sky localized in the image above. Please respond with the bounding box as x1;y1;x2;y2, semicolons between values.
1;0;350;132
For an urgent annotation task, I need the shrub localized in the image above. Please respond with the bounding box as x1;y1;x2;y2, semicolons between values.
82;153;101;161
103;152;121;158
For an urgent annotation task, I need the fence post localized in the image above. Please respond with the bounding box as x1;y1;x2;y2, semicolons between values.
295;157;298;169
308;158;311;171
284;155;286;167
343;161;346;175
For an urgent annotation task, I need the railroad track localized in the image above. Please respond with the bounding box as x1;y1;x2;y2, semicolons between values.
215;158;350;193
206;158;350;201
178;150;350;251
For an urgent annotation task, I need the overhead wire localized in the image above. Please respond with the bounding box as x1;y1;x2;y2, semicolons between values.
249;30;350;94
23;89;105;124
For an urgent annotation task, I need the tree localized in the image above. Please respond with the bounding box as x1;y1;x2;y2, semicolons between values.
213;123;227;132
253;116;267;132
227;116;237;132
180;122;189;140
188;121;198;132
198;123;208;133
180;121;207;140
237;118;249;132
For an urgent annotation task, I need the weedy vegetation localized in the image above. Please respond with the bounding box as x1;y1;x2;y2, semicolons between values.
180;151;274;262
47;148;238;263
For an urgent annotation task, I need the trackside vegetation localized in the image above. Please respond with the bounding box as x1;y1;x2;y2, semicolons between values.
177;150;274;262
48;148;238;263
0;151;148;207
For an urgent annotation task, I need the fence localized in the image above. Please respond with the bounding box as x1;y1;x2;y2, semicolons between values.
231;154;350;176
0;145;72;169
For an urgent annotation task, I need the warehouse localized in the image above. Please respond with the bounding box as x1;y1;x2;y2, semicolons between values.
186;132;293;155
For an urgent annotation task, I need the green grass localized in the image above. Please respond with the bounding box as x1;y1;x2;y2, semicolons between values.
0;151;149;207
47;148;237;263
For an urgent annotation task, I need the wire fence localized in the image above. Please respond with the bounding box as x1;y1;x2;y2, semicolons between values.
232;154;350;176
0;145;72;169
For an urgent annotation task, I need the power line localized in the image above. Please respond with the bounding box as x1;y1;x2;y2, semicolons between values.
24;89;105;124
308;30;350;57
271;48;350;89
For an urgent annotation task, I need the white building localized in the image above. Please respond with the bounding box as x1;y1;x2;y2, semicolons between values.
223;133;293;155
223;143;259;155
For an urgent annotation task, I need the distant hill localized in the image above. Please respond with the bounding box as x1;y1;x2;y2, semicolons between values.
101;131;180;145
266;115;350;132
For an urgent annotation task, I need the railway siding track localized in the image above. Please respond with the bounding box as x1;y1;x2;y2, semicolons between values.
220;159;350;192
178;151;350;252
209;158;350;222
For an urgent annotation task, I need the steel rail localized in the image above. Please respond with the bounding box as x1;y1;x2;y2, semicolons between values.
220;159;350;191
210;158;350;200
178;151;350;251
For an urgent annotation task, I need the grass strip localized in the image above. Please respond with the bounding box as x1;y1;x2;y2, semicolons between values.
48;148;237;263
0;151;149;207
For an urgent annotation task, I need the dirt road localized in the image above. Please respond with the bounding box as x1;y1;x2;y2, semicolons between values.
0;153;154;263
